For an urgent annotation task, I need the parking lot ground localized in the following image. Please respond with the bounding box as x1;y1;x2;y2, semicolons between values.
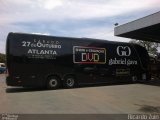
0;74;160;114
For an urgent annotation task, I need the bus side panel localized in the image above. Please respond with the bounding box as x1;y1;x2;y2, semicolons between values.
6;33;150;87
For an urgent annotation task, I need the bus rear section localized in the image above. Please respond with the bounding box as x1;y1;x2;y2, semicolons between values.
6;33;71;88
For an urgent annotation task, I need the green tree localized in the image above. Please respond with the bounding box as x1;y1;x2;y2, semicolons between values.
130;39;160;56
0;53;6;63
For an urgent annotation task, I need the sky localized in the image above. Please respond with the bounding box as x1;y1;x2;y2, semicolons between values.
0;0;160;53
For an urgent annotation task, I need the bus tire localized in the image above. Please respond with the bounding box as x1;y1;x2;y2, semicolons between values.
63;75;76;88
46;76;61;90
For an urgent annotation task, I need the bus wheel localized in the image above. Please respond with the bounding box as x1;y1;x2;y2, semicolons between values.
63;75;76;88
47;76;61;89
131;76;137;83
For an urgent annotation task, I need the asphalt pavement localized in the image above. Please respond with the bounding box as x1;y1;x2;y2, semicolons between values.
0;74;160;114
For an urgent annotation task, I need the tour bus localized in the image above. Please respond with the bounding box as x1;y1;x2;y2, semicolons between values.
6;32;150;89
